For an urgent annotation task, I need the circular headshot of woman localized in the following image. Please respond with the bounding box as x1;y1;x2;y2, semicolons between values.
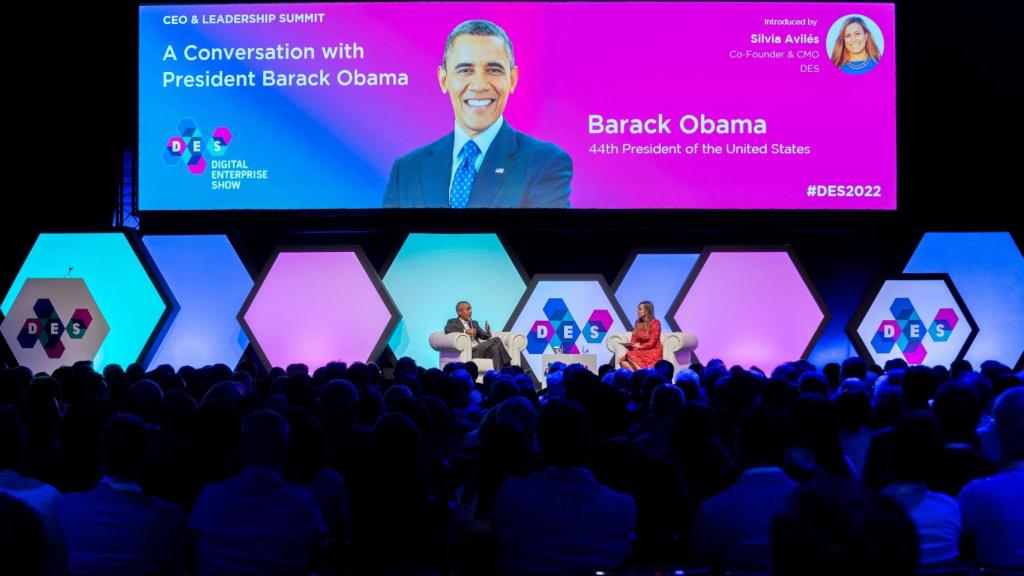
826;14;885;74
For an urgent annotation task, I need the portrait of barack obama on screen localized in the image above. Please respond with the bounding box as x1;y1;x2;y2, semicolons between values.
383;19;573;209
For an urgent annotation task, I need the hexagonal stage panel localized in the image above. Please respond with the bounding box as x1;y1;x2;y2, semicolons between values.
1;233;172;369
668;247;828;370
613;250;700;327
143;235;253;369
904;232;1023;367
507;275;630;377
382;234;527;367
848;274;977;367
1;278;110;374
239;247;399;370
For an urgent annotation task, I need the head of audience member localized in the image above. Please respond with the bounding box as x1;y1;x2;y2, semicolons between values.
772;362;801;385
791;394;849;476
384;384;414;411
890;411;942;484
488;378;520;408
440;372;474;411
125;379;163;425
738;407;793;469
421;396;453;455
475;420;533;520
356;386;385;428
284;373;317;412
840;357;868;382
772;477;919;576
761;377;798;411
932;380;983;444
930;365;950;387
901;365;939;411
950;359;973;380
370;412;431;501
317;379;359;431
991;373;1023;403
0;404;26;471
833;381;871;432
674;368;700;399
22;383;61;441
201;380;244;406
650;383;685;422
538;399;591;468
823;363;841;390
345;362;371;388
653;359;674;381
283;408;325;481
994;387;1024;465
239;409;290;472
640;373;668;408
99;413;149;482
798;371;830;396
885;358;909;373
161;389;197;435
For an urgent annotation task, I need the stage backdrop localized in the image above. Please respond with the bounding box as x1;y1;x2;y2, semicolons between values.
140;2;896;210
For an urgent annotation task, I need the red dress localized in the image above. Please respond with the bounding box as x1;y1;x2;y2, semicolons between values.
625;319;663;369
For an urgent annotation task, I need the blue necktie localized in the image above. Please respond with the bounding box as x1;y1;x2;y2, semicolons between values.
450;140;481;209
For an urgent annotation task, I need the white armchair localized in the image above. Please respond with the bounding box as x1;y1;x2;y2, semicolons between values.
428;331;527;376
606;331;699;373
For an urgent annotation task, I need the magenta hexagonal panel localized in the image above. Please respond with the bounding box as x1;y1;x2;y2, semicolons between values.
239;249;399;370
669;249;828;370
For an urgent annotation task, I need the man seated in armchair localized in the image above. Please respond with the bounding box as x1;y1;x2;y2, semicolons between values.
445;300;512;370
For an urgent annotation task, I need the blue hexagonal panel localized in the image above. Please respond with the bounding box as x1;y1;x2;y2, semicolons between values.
143;235;253;369
1;233;173;370
904;232;1024;367
613;251;700;327
383;234;527;367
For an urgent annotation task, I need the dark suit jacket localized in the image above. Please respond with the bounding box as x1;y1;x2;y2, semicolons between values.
445;317;491;341
383;121;572;208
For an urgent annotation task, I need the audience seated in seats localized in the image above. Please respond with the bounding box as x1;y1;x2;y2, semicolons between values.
694;406;798;572
0;353;1020;576
0;404;64;574
57;413;183;576
772;477;920;576
491;398;637;574
188;409;325;576
933;379;998;496
958;387;1024;569
882;412;962;565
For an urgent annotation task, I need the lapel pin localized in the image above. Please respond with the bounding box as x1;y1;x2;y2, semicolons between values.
495;168;505;174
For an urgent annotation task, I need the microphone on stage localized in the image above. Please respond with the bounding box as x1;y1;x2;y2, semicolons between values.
64;266;74;278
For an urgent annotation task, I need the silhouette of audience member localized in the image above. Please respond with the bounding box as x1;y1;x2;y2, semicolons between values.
491;399;636;574
56;413;183;576
694;407;798;572
352;412;446;568
958;387;1024;568
0;492;51;576
282;407;350;541
881;412;961;565
0;404;63;574
772;477;920;576
670;403;736;503
188;409;325;576
933;380;998;495
834;380;872;478
634;383;684;457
